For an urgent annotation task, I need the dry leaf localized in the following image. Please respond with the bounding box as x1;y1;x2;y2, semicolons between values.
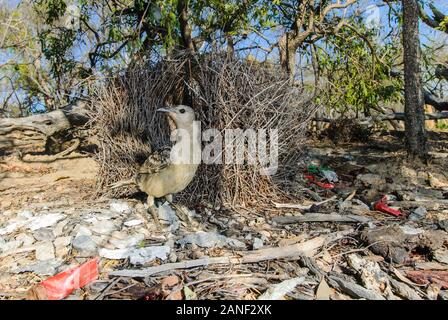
165;288;183;300
183;286;197;300
315;279;331;300
161;275;180;289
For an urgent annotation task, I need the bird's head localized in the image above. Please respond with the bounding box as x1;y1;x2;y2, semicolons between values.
157;105;195;128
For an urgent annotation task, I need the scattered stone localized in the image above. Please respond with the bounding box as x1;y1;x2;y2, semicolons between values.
409;206;428;221
99;245;171;265
91;235;106;245
109;234;145;249
133;227;154;239
17;210;33;219
439;220;448;232
16;233;35;246
99;248;129;260
129;246;170;265
99;213;115;221
54;236;72;248
53;236;72;258
72;235;97;257
158;202;180;231
124;219;144;227
74;225;93;237
164;238;175;248
28;213;65;231
169;252;177;263
258;277;305;300
177;231;246;249
253;237;264;250
110;230;128;239
110;201;132;214
35;241;55;261
14;260;62;276
90;220;117;235
0;220;28;236
53;219;69;237
434;249;448;265
0;240;22;253
33;228;55;241
259;230;271;239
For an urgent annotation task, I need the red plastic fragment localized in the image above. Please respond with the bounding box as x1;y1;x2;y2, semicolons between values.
304;174;335;190
405;270;448;289
28;258;99;300
374;196;402;217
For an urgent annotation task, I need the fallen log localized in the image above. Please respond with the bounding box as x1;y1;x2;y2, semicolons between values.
109;231;352;278
272;213;371;225
0;102;89;155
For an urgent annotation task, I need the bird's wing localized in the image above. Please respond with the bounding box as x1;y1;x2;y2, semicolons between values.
138;146;172;175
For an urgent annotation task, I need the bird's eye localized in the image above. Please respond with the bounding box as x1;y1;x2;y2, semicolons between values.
179;108;185;114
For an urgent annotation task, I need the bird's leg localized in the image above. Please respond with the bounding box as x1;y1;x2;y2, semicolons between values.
165;194;194;227
147;195;161;227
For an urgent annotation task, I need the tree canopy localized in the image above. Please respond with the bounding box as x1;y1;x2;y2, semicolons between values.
1;0;447;117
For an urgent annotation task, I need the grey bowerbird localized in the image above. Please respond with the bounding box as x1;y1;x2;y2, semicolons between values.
110;105;201;225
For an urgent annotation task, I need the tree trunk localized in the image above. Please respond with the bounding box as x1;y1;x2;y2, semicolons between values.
177;0;195;52
0;102;89;155
402;0;428;160
278;33;298;84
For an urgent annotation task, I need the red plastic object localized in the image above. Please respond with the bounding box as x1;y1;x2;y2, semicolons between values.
32;258;99;300
374;196;402;217
304;174;335;190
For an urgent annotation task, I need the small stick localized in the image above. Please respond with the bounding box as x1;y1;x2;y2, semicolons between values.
109;232;351;278
272;213;370;225
272;196;337;210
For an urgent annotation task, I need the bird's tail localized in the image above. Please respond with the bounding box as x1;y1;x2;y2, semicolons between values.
109;178;136;189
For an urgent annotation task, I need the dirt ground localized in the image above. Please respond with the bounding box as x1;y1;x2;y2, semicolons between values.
0;131;447;300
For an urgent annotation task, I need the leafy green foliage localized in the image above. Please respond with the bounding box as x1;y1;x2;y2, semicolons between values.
317;23;403;116
1;0;445;120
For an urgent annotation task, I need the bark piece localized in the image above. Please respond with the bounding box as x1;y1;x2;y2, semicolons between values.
360;226;446;264
0;103;89;154
272;213;370;225
405;270;448;289
327;273;386;300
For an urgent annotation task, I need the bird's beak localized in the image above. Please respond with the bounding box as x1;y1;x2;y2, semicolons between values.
157;107;172;113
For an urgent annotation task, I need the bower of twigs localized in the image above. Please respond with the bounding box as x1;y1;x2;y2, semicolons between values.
89;52;317;209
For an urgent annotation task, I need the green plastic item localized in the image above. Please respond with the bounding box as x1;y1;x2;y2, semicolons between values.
307;165;331;174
